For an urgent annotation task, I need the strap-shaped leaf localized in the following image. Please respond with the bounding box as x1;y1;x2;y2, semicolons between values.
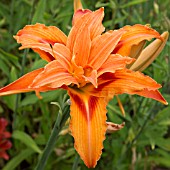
3;149;34;170
12;130;42;154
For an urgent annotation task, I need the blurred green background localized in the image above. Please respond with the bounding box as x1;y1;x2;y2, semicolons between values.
0;0;170;169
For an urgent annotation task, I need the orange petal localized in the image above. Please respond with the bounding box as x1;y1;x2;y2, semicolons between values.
83;69;98;88
98;70;161;97
73;0;92;26
110;69;162;93
70;55;84;84
72;9;91;25
53;43;72;70
72;23;91;67
0;68;43;96
82;70;167;104
89;30;124;70
70;60;98;88
113;24;162;56
89;8;105;40
68;88;107;168
30;60;78;88
32;48;54;62
137;89;168;105
97;54;134;77
67;8;105;53
14;23;67;62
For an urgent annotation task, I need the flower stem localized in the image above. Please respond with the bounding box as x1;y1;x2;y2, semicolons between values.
35;105;70;170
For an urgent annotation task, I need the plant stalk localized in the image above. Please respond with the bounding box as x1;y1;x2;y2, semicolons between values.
35;105;70;170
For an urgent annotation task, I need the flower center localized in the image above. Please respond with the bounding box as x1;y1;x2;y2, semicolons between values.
70;57;93;87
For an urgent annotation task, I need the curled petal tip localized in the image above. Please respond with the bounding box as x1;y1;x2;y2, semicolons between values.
106;122;125;134
100;7;104;11
137;89;168;105
158;98;168;105
13;35;17;40
163;101;168;105
114;24;163;57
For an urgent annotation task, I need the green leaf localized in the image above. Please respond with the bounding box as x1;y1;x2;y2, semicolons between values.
2;67;18;111
42;89;66;103
20;90;65;106
95;2;110;8
155;106;170;124
32;0;46;24
0;59;9;75
20;94;39;106
12;130;42;154
2;95;17;111
0;48;20;68
10;66;18;82
156;138;170;151
2;149;34;170
149;156;170;167
120;0;147;8
31;59;47;71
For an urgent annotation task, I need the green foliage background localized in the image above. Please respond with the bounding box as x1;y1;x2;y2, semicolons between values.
0;0;170;169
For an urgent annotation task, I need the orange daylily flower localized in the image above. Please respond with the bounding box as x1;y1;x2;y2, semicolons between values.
0;7;168;168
